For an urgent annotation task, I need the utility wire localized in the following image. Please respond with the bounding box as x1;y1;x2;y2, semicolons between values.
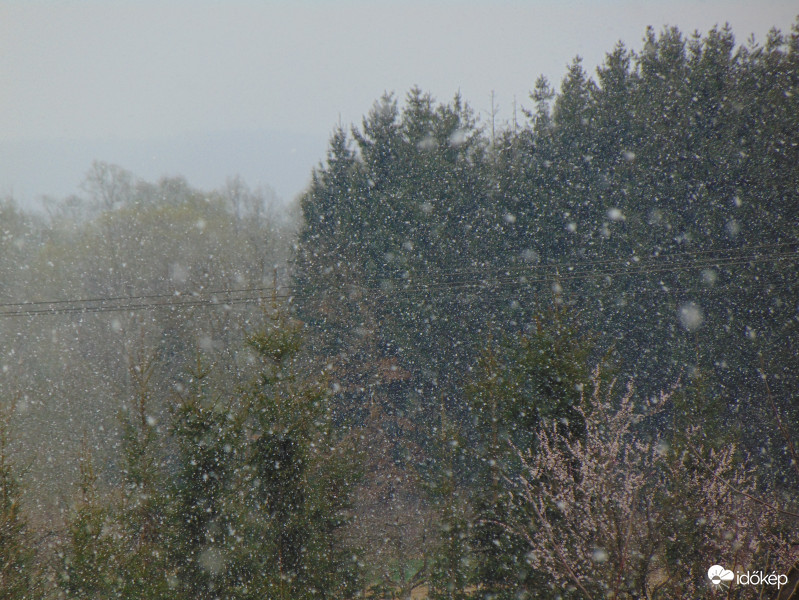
2;254;796;317
2;241;794;310
0;246;795;318
391;240;799;279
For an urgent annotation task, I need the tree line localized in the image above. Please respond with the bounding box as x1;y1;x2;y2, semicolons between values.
1;19;798;598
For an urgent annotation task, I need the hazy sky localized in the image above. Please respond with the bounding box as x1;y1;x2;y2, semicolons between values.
2;1;797;204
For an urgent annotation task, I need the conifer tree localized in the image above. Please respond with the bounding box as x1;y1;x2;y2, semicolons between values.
466;310;600;597
0;400;34;599
59;442;122;599
236;307;362;599
166;352;242;599
427;401;471;600
115;353;173;599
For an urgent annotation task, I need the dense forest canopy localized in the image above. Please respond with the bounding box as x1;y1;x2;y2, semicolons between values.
0;20;797;599
296;21;798;469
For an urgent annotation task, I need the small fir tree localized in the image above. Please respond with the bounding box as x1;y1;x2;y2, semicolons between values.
466;311;599;598
427;400;471;600
59;441;122;599
0;400;34;599
166;351;243;599
236;307;362;599
115;352;173;599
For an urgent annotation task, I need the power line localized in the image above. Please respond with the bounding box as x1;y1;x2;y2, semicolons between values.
343;250;799;300
0;246;795;318
391;240;799;280
1;278;792;320
3;240;794;311
0;284;276;310
2;253;796;317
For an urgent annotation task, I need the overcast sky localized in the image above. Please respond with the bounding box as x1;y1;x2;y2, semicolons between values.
2;1;797;205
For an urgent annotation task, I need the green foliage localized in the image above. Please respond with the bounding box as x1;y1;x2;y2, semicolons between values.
0;402;34;600
59;445;122;599
2;17;799;598
467;309;597;474
114;355;176;599
51;311;361;600
296;19;799;502
465;312;602;598
296;89;491;398
165;353;244;599
235;310;362;599
426;403;471;600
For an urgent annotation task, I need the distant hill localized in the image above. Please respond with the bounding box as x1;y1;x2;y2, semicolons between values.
0;128;327;208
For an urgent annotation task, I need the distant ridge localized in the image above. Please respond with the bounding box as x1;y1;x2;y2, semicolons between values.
0;128;327;208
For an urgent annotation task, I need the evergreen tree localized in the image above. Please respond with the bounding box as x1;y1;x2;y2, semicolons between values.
294;89;492;460
166;352;243;599
426;401;470;600
0;400;34;600
466;310;600;598
114;353;173;599
59;442;122;599
236;308;362;599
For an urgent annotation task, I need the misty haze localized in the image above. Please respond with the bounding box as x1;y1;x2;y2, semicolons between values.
1;4;798;599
